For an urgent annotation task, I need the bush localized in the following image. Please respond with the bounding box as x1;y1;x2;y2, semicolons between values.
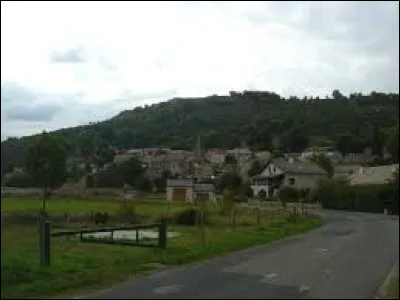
116;203;143;224
3;172;37;188
85;174;95;187
173;208;208;226
314;178;394;213
279;186;300;203
135;176;153;192
219;189;235;215
94;212;109;225
257;189;267;201
99;169;124;188
241;183;254;198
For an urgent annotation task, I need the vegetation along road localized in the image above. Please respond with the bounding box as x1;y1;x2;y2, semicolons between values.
86;210;399;299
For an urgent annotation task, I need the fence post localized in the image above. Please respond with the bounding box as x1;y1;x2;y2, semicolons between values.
158;218;167;249
232;208;236;231
39;219;50;266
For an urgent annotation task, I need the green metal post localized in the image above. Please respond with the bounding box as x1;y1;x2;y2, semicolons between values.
40;219;50;266
158;218;167;249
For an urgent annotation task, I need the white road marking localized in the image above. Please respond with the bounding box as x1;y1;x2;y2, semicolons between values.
222;265;240;273
153;284;183;294
322;268;334;279
315;248;329;253
299;284;311;293
260;272;278;283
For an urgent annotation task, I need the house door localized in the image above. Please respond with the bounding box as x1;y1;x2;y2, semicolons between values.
172;188;187;201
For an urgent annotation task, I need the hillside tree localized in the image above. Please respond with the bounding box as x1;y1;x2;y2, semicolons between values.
26;132;67;214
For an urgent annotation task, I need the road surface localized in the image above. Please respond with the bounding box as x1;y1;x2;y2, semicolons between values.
86;210;399;299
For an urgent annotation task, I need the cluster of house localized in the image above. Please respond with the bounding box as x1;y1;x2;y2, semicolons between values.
114;144;398;204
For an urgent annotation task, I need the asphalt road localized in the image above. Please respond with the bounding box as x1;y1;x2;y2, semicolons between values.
86;210;399;299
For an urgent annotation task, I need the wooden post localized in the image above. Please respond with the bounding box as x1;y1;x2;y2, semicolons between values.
200;203;206;247
257;207;261;227
232;207;236;231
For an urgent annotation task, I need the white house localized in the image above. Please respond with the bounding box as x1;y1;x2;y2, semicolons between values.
250;158;327;198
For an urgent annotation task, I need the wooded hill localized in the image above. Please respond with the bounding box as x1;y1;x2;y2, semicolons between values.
2;90;399;174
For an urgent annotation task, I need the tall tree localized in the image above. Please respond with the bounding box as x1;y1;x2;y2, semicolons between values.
116;158;145;187
26;132;67;213
384;125;399;163
216;171;242;192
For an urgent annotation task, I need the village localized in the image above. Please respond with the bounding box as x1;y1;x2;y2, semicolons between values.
39;134;396;204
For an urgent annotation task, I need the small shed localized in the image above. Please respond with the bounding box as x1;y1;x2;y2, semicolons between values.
166;179;194;202
166;179;215;203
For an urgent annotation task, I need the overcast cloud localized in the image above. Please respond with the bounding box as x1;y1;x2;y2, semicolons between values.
1;1;399;140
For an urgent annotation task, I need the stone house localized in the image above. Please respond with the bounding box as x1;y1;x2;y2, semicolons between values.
349;164;399;186
250;158;327;198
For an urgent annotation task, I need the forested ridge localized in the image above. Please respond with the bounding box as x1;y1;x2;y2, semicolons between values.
2;90;399;174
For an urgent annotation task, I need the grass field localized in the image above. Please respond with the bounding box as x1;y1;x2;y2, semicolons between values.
0;197;190;215
1;196;323;299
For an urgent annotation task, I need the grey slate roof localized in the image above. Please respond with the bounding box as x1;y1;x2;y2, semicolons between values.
166;179;193;187
334;164;362;174
194;184;214;192
272;158;326;175
166;179;215;191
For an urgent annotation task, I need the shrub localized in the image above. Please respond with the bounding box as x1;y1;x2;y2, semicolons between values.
93;168;124;188
173;208;208;226
241;183;254;198
219;189;235;215
85;174;95;187
279;186;300;203
314;178;393;213
94;212;109;225
257;189;267;201
116;203;143;224
3;172;37;188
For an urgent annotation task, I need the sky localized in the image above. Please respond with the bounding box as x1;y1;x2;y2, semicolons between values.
1;1;399;140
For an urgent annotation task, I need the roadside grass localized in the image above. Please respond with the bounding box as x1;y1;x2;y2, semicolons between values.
385;265;399;299
1;212;322;299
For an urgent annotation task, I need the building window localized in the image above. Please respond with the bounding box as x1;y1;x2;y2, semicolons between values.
289;177;295;185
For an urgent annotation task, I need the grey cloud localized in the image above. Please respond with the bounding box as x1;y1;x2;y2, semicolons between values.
5;103;62;122
1;81;64;122
50;46;87;63
0;81;178;139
